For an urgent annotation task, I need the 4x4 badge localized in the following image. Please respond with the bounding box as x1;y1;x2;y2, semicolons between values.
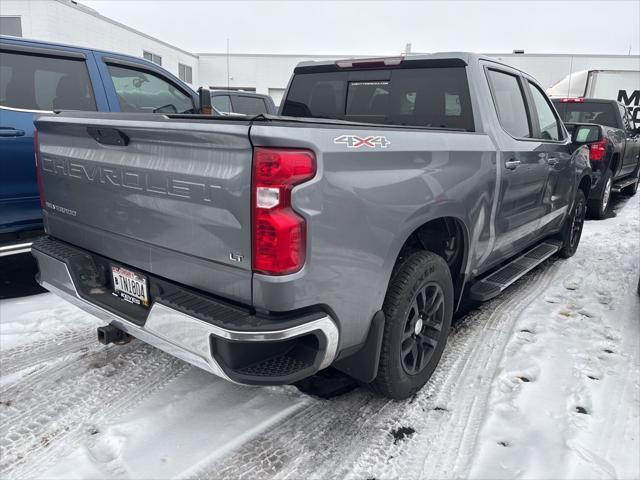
334;135;390;149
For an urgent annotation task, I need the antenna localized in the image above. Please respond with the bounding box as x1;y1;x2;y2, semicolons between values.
226;38;230;90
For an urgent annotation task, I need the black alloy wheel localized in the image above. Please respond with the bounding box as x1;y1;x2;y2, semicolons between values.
401;283;445;375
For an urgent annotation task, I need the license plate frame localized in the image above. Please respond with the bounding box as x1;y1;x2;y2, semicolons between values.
111;265;150;308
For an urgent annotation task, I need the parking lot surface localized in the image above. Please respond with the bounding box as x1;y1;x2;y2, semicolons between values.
1;194;638;480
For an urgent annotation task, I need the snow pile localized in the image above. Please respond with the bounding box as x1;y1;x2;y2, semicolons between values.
469;196;640;479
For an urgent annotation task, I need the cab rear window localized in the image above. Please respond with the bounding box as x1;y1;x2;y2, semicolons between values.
282;66;474;131
554;102;617;128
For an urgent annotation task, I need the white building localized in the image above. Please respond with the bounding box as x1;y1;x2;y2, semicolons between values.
0;0;200;86
2;0;639;105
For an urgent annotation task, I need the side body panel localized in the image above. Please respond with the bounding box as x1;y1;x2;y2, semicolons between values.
603;125;629;179
250;122;497;350
619;104;640;176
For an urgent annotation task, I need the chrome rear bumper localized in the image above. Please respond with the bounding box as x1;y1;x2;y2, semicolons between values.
0;241;33;257
32;246;339;384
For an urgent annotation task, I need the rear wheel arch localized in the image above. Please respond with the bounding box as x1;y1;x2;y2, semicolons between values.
610;152;620;175
390;216;470;307
578;174;592;200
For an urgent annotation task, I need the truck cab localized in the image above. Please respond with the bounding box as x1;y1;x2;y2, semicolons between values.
0;35;200;256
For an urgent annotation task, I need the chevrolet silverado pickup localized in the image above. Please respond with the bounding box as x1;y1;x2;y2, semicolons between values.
552;98;640;218
32;53;592;399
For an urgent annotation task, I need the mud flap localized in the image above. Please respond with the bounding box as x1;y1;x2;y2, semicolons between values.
333;310;385;383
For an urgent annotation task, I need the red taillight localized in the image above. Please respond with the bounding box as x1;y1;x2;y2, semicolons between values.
33;130;45;209
560;97;584;103
588;139;607;161
252;147;316;275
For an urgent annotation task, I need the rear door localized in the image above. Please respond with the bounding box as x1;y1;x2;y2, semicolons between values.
0;40;108;234
619;103;640;176
484;66;550;264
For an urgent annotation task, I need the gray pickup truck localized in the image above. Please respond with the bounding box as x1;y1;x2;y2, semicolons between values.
32;53;592;399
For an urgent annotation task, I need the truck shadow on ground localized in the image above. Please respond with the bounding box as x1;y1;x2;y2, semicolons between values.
605;192;633;218
0;252;46;300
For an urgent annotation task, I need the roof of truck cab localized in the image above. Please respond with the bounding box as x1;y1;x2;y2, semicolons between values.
1;35;154;64
0;35;197;96
294;52;530;75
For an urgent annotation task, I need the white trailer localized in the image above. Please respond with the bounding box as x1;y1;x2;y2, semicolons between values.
547;69;640;125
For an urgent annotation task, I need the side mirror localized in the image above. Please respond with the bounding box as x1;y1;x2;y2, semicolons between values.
198;87;213;115
571;124;601;144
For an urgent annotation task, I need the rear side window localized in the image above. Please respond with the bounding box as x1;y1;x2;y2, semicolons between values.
107;64;195;114
211;95;232;113
0;51;96;111
553;102;617;128
486;69;530;138
231;95;269;115
527;81;562;141
282;67;474;131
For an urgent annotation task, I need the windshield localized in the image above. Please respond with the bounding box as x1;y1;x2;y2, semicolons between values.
282;66;474;131
553;101;617;128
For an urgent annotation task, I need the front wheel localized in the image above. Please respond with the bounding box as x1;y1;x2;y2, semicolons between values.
558;189;587;258
370;251;453;400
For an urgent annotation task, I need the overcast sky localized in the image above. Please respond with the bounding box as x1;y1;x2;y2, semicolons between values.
83;0;640;56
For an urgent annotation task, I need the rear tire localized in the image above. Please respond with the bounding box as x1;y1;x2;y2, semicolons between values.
587;169;612;220
558;189;587;259
370;251;453;400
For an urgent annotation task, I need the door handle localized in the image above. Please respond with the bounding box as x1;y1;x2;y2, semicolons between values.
0;128;25;137
505;159;521;170
547;157;559;166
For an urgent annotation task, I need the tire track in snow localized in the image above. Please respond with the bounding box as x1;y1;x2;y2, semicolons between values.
0;328;96;380
349;262;561;480
0;340;190;479
189;261;560;480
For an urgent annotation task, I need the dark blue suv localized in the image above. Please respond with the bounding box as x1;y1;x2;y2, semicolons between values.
0;35;199;256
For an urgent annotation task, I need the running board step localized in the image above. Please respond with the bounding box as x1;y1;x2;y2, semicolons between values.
612;177;637;193
469;240;562;302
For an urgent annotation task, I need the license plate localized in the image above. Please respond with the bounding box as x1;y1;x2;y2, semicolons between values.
111;265;149;308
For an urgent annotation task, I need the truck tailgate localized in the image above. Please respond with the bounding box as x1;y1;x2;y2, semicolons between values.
34;113;253;304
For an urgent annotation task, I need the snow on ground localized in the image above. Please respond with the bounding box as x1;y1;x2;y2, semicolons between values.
1;194;638;480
